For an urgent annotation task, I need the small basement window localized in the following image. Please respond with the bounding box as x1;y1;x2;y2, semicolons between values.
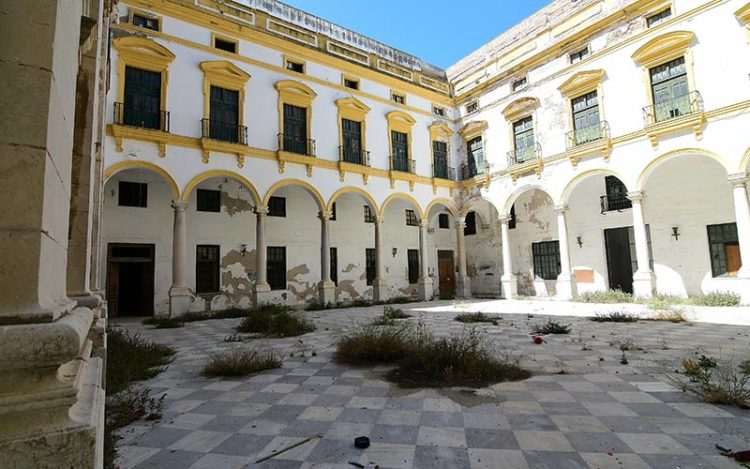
646;7;672;27
286;58;305;74
433;106;445;116
132;13;159;31
391;92;406;105
569;46;590;64
512;76;528;92
343;77;359;90
214;36;237;53
466;101;478;114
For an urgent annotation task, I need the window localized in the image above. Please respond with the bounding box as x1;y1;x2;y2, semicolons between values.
391;130;409;172
209;85;240;142
439;213;450;229
118;181;148;207
197;189;221;212
464;211;477;236
532;241;561;280
433;106;445;116
132;13;159;31
602;176;632;212
433;141;449;179
707;223;740;277
330;247;338;286
509;205;517;230
513;116;535;162
405;210;419;226
214;37;237;53
466;101;478;113
569;47;590;64
196;245;220;293
286;58;305;73
268;196;286;217
466;136;484;178
342;118;364;164
571;91;601;144
330;202;337;221
407;249;419;284
343;77;359;90
512;77;528;92
649;57;689;122
121;66;162;130
282;103;308;154
647;7;672;27
391;92;406;105
365;248;376;286
364;205;376;223
267;247;286;290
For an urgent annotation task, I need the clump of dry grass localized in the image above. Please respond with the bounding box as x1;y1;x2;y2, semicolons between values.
236;305;315;337
455;312;500;325
202;348;282;377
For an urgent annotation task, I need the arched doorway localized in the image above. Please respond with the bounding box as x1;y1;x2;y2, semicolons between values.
425;199;459;299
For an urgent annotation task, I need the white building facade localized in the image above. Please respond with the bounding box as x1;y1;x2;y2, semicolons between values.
102;0;750;316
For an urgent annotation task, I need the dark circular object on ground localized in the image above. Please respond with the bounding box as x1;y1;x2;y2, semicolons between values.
354;436;370;449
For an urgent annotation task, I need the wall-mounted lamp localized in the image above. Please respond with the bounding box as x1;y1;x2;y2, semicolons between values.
671;226;680;241
241;243;248;256
392;247;398;257
576;236;583;248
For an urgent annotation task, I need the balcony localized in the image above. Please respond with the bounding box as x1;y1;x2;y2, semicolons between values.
277;133;316;157
338;146;371;184
600;194;632;214
114;102;169;132
642;91;706;148
201;118;248;145
433;164;455;181
507;143;543;182
565;121;612;166
390;157;415;174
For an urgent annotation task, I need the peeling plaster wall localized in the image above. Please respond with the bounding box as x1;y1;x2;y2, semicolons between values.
464;205;503;297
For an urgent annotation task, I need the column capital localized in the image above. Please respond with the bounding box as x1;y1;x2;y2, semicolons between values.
171;199;188;211
318;210;334;221
728;172;749;187
419;219;429;228
374;214;385;223
455;221;466;230
254;205;269;216
626;190;645;203
498;215;511;225
553;204;569;215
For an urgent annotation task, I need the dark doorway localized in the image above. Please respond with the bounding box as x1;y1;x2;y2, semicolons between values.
107;243;155;316
438;250;455;296
604;227;633;294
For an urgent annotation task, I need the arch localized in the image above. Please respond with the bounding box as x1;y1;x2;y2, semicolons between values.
636;148;731;190
182;169;261;204
631;31;695;67
559;168;630;205
263;179;325;211
104;161;180;200
740;147;750;172
379;193;425;219
502;97;541;121
425;198;459;218
500;184;555;216
327;187;378;212
459;196;499;218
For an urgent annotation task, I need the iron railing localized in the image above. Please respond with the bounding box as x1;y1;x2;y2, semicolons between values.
338;146;370;166
600;193;632;213
201;118;247;145
277;133;316;156
566;121;610;148
433;164;455;181
459;161;489;180
114;102;169;132
643;90;703;125
390;157;415;174
507;143;542;167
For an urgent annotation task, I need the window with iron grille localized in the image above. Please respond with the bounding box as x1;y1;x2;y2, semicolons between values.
572;91;601;144
267;246;287;290
214;37;237;53
433;141;448;179
122;66;162;129
268;196;286;217
391;131;409;171
603;176;631;212
392;92;406;104
569;47;590;64
439;213;450;229
209;86;240;142
646;7;671;27
330;202;337;221
405;210;419;226
364;205;376;223
407;249;419;284
513;116;535;162
132;13;159;30
467;136;483;177
650;57;689;122
509;205;517;230
196;245;220;293
330;247;338;286
464;211;477;236
197;189;221;212
366;248;376;286
512;77;527;92
342;118;363;163
532;241;561;280
707;223;740;277
119;181;148;207
282;104;308;154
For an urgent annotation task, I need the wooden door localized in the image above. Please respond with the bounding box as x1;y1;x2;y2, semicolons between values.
604;227;634;294
726;244;741;277
107;243;155;317
438;250;455;296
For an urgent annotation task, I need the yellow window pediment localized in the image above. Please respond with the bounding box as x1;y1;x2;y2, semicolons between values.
386;111;416;133
275;80;317;108
736;2;750;23
558;69;605;98
631;31;695;68
113;36;175;71
335;97;371;120
200;60;251;90
429;122;453;141
459;120;488;139
501;97;540;122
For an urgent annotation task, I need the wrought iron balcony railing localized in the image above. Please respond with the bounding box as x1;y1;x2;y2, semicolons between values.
507;143;542;167
277;133;316;156
643;90;703;125
114;102;169;132
390;157;415;174
432;164;455;181
338;146;370;166
600;194;632;213
566;121;610;149
201;118;247;145
459;161;489;180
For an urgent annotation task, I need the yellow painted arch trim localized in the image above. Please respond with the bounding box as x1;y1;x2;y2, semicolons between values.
500;184;555;216
740;147;750;172
559;168;630;205
379;193;424;219
424;198;459;218
263;179;325;210
274;79;318;98
104;161;180;200
327;187;378;212
182;170;261;204
636;148;731;190
459;196;500;218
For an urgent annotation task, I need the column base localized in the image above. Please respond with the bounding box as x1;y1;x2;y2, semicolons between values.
418;278;434;301
69;292;103;309
372;279;389;303
456;275;471;298
169;286;191;317
253;283;274;308
633;270;656;298
556;272;577;301
501;274;517;299
318;280;336;305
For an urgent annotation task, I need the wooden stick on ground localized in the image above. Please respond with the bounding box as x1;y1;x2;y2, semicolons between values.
253;433;322;464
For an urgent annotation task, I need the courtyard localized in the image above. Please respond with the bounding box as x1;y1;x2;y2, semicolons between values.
112;300;750;469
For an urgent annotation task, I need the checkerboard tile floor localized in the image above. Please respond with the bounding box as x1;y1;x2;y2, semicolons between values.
112;300;750;469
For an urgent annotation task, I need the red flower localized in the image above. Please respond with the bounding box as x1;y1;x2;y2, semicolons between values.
533;336;543;344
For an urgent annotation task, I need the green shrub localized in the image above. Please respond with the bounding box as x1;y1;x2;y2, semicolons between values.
236;307;315;337
590;312;639;323
305;301;334;311
531;320;572;334
386;296;413;305
335;324;416;364
141;316;184;329
578;290;634;304
690;292;741;307
454;312;500;325
651;309;689;323
202;348;282;377
352;298;373;307
679;354;749;408
106;328;177;395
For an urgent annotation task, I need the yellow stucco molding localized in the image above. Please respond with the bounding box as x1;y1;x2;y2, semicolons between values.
104;160;180;200
424;198;459;218
631;30;695;68
113;36;175;70
559;168;631;205
735;2;750;23
501;97;541;122
263;178;326;211
635;147;732;190
379;193;425;219
458;121;488;139
327;187;379;212
182;169;262;204
558;69;605;98
428;122;453;142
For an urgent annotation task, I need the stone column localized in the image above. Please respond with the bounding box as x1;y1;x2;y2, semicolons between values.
729;173;750;278
372;215;389;302
169;200;191;316
499;216;517;299
318;210;336;305
554;205;577;300
417;220;434;301
627;191;655;298
253;206;272;306
455;217;471;298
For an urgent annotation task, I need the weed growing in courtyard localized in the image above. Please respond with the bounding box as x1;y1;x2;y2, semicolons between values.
236;304;315;337
202;347;282;377
531;320;571;335
578;290;634;304
180;308;253;322
141;316;184;329
677;353;750;408
650;309;690;323
334;324;417;364
590;311;639;323
371;306;412;325
454;312;500;325
690;292;741;307
642;294;685;310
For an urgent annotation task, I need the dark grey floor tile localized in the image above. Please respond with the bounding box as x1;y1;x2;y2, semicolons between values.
420;411;463;427
464;428;519;450
564;431;631;453
133;427;193;448
211;433;275;456
522;450;588;469
414;445;471;469
370;424;419;445
134;449;204;469
507;414;558;431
